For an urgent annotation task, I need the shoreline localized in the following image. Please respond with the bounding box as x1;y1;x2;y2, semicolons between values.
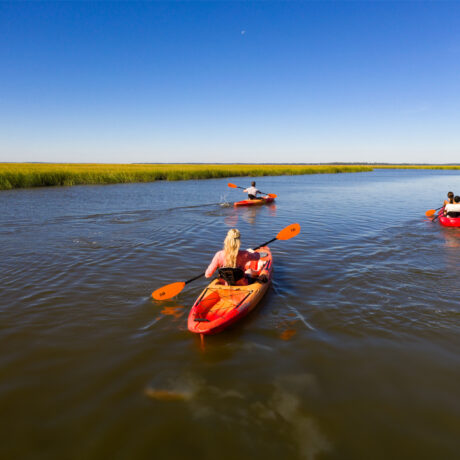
1;163;459;190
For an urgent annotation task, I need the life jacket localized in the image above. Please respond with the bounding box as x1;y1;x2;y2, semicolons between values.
245;259;268;278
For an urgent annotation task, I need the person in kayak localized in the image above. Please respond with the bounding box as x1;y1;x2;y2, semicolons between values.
444;191;454;206
244;181;261;200
205;228;268;284
444;195;460;218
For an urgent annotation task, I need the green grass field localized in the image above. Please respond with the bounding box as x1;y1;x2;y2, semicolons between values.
1;163;459;190
0;163;373;190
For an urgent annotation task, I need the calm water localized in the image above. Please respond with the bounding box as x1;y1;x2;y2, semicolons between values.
1;169;459;459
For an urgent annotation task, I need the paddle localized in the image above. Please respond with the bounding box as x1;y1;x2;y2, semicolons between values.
227;183;277;199
425;206;443;217
431;209;444;223
152;223;301;300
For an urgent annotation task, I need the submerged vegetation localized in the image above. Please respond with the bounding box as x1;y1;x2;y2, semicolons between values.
1;163;459;190
0;163;372;190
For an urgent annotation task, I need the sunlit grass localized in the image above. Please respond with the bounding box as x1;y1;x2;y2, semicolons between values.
374;165;460;170
0;163;373;190
2;163;459;190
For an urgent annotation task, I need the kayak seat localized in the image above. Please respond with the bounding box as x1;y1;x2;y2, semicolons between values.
218;267;245;286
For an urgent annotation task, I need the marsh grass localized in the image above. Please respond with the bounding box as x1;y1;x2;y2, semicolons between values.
374;165;460;170
2;163;459;190
0;163;373;190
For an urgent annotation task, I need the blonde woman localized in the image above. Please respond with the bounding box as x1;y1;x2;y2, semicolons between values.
205;228;262;285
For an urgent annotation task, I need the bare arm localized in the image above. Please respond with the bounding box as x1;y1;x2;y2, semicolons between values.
205;251;222;278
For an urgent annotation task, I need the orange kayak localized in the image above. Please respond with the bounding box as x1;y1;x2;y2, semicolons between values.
187;247;273;335
233;196;275;207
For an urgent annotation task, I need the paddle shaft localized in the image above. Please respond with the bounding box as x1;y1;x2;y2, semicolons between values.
432;212;442;222
428;206;443;215
185;272;205;284
431;206;446;222
253;237;276;250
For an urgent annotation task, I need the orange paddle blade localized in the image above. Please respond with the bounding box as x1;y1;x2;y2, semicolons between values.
227;183;238;188
276;223;301;240
152;281;185;301
267;193;277;198
425;209;436;217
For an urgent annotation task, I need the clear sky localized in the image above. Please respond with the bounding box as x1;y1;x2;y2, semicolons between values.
1;1;459;164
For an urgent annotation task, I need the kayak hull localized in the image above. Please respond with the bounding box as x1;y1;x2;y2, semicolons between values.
187;247;273;335
234;196;275;207
438;207;460;227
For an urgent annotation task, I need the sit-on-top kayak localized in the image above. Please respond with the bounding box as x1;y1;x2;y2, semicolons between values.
234;196;275;207
187;247;273;335
438;207;460;227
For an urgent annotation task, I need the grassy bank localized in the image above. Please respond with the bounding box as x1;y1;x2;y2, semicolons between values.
2;163;460;190
374;165;460;170
0;163;373;190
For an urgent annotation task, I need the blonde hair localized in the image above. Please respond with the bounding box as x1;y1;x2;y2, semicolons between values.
223;228;241;268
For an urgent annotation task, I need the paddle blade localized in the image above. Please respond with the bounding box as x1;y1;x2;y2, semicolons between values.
152;281;185;301
425;209;436;217
267;193;277;198
228;183;238;188
276;223;301;240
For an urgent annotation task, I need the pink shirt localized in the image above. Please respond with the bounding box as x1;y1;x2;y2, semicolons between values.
205;250;260;278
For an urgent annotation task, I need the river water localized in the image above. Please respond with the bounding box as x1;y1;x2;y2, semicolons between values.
1;169;459;459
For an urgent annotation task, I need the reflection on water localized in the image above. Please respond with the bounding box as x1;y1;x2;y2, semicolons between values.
280;329;297;340
1;170;460;459
144;371;330;459
441;226;460;247
160;306;185;318
241;203;277;225
223;202;277;227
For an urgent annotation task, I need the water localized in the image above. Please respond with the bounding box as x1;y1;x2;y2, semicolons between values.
1;169;459;459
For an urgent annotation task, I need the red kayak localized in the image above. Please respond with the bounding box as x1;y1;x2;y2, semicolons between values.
187;247;273;335
438;207;460;227
234;196;275;207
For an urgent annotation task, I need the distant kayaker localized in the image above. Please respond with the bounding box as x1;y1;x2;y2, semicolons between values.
244;181;261;200
444;195;460;218
444;191;454;206
205;228;268;284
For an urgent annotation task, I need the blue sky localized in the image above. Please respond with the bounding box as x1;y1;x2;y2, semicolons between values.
1;1;459;164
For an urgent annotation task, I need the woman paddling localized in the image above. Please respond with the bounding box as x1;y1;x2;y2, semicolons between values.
205;228;268;285
444;191;454;206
